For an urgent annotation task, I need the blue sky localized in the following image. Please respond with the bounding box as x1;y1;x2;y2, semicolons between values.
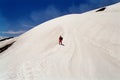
0;0;120;37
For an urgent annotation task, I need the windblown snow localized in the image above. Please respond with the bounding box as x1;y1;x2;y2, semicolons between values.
0;2;120;80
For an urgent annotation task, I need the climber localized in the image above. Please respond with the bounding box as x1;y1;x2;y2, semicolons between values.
59;35;63;45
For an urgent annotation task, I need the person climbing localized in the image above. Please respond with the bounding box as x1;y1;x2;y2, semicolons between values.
59;35;63;45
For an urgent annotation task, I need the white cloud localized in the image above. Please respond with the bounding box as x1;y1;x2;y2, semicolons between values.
22;24;34;28
0;30;26;35
31;6;62;23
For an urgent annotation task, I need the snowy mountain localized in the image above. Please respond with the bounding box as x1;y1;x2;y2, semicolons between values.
0;37;3;40
0;36;6;40
0;2;120;80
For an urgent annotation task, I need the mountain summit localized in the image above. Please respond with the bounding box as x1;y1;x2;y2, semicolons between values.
0;2;120;80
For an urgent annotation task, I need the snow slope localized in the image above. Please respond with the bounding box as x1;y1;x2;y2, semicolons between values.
0;2;120;80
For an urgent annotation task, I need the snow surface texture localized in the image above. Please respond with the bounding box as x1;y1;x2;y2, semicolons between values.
0;2;120;80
